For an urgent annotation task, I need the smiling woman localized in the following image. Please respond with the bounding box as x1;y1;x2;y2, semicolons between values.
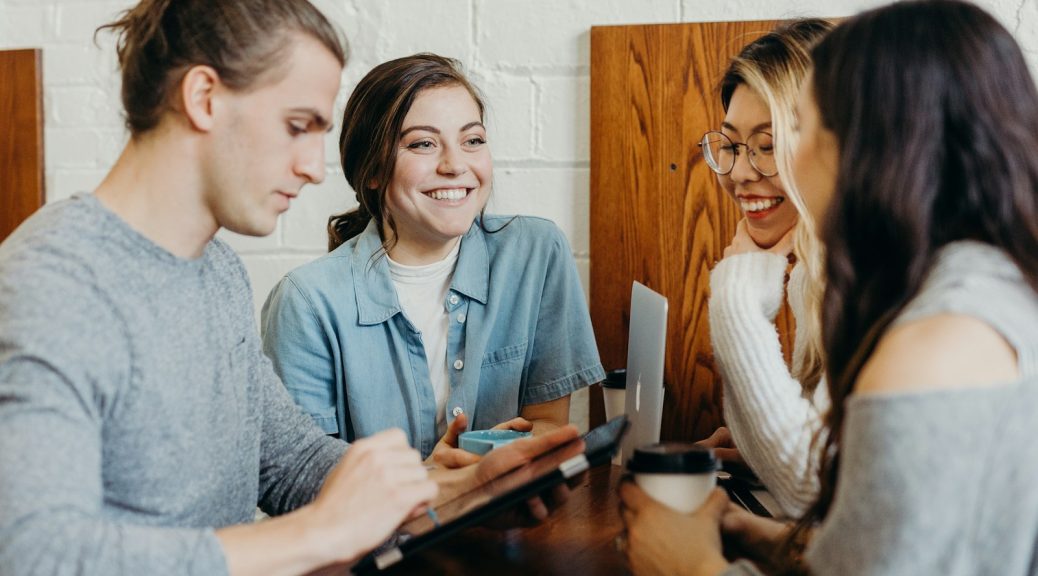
383;85;493;263
260;53;605;468
698;19;833;520
709;85;796;248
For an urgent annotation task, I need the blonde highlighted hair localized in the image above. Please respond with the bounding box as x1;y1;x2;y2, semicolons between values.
719;18;832;394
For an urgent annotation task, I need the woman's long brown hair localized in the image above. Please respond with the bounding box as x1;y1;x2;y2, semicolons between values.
783;1;1038;572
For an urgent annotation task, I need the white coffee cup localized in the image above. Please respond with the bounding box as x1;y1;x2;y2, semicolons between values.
603;388;625;421
627;443;718;514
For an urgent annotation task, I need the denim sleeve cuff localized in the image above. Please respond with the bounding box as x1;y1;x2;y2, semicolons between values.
523;363;606;405
311;413;339;435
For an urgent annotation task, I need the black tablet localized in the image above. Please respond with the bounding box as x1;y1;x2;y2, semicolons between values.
351;415;629;574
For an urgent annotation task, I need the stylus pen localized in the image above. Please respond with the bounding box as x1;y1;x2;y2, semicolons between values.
427;507;441;528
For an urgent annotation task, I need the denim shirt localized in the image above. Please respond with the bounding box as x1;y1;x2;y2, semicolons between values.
261;215;605;457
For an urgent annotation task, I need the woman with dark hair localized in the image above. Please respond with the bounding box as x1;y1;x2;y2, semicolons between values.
619;1;1038;575
262;53;604;468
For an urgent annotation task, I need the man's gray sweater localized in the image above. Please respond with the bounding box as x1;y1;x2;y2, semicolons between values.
0;194;347;575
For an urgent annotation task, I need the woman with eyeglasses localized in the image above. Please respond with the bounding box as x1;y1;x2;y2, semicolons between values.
693;19;833;519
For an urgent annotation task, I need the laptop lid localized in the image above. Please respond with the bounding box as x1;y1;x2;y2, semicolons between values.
620;281;668;464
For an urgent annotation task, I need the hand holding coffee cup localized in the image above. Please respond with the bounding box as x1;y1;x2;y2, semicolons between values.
626;443;718;514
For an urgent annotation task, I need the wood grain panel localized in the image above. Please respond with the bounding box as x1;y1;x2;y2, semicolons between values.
590;21;791;441
0;49;45;242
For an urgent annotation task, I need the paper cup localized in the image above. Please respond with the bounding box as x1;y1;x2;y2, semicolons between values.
627;443;718;513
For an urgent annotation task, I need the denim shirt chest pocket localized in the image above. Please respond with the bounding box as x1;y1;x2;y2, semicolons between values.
481;339;528;386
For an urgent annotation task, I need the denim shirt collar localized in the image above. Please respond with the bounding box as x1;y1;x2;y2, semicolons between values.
351;219;489;325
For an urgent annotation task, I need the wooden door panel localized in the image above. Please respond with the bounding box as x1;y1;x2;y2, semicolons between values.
0;49;45;242
590;21;789;441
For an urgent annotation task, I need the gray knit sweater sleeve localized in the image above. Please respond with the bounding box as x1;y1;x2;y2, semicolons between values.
253;338;347;514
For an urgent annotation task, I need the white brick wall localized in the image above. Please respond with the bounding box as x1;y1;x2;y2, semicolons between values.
4;0;1037;431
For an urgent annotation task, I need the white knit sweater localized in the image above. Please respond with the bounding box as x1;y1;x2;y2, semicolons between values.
708;252;827;517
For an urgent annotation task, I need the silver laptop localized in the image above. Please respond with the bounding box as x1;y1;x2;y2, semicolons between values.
619;281;668;464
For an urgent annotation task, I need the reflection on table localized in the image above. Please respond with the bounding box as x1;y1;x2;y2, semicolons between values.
380;464;628;575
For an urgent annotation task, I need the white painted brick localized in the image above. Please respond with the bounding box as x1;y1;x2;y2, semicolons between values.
48;169;107;203
42;44;114;87
1016;0;1038;55
217;226;281;255
344;0;472;67
54;2;128;42
45;127;103;168
536;75;588;162
49;86;119;127
489;167;589;254
681;0;881;21
281;170;357;250
324;92;349;165
475;0;678;71
473;72;535;160
0;5;50;46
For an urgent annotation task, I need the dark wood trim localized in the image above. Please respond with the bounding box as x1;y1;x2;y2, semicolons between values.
1;48;45;243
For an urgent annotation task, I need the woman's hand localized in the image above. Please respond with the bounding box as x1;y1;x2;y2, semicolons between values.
425;425;583;529
724;219;795;258
426;413;534;469
306;429;438;566
619;482;731;576
721;503;793;571
696;426;743;464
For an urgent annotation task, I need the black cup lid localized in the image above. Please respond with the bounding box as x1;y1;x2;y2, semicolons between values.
626;442;717;474
602;368;627;389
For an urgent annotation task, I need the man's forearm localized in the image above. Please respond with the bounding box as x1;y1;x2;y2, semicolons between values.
217;506;340;576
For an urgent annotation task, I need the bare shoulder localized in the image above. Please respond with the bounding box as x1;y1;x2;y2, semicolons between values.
855;314;1019;395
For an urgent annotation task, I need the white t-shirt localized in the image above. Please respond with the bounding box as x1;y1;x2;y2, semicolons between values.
387;241;461;438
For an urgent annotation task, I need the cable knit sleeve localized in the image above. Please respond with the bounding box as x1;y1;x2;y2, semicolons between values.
708;252;824;517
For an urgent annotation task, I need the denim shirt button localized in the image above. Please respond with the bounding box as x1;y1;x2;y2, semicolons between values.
456;313;466;324
448;294;459;306
453;359;464;370
452;406;464;417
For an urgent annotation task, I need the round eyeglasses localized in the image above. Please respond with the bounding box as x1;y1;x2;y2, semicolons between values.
698;131;778;177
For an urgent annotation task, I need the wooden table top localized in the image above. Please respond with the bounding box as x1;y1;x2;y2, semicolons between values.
381;464;629;575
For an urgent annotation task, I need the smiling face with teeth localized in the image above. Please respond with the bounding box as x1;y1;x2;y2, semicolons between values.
717;85;799;249
382;85;491;264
